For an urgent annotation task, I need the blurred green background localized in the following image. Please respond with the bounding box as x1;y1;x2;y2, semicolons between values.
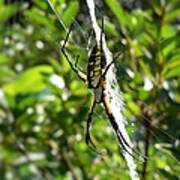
0;0;180;179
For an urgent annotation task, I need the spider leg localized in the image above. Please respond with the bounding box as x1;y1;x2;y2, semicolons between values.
85;97;104;155
62;26;87;82
99;17;122;77
86;97;97;149
102;95;147;161
100;17;104;53
103;53;122;77
117;128;149;160
75;55;80;68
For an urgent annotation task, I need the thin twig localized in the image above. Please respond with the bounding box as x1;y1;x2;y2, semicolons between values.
141;113;152;180
59;148;81;180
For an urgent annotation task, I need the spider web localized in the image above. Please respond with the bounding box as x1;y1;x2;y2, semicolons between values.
48;0;180;176
3;0;180;179
86;0;140;179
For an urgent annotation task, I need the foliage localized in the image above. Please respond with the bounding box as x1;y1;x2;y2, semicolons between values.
0;0;180;180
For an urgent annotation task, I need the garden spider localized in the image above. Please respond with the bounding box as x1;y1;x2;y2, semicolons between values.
62;18;147;161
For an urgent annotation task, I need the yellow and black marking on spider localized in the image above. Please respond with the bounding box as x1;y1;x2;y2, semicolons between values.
62;18;148;161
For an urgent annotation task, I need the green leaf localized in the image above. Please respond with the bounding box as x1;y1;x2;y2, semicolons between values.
166;54;180;69
161;35;180;56
24;8;54;30
19;164;31;177
139;59;153;79
138;89;151;100
0;0;4;7
0;53;9;64
0;67;16;81
0;4;19;25
105;0;126;26
32;0;48;10
165;65;180;78
161;24;176;38
133;73;144;84
161;36;177;49
128;101;141;114
165;8;180;22
162;55;180;77
127;38;144;56
103;21;119;37
62;1;79;27
155;157;166;169
3;65;54;96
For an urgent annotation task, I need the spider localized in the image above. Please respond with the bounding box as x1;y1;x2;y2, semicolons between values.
62;18;147;161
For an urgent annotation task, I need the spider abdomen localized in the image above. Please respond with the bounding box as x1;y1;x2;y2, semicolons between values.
87;44;106;88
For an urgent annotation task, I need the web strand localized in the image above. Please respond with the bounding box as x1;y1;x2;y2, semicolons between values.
86;0;140;180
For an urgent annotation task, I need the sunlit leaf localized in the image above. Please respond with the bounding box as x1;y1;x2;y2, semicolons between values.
165;65;180;78
0;4;19;25
105;0;126;26
3;65;53;96
62;1;79;27
24;8;55;30
161;24;176;38
103;20;119;37
139;59;153;79
165;8;180;22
